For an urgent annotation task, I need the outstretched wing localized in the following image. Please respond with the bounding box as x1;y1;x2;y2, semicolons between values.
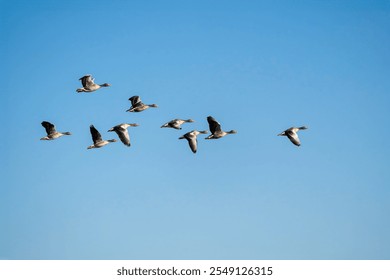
207;116;221;134
90;125;102;144
41;121;56;135
169;119;182;129
115;127;131;146
80;75;94;88
183;132;197;153
129;96;143;107
286;131;301;146
187;137;197;153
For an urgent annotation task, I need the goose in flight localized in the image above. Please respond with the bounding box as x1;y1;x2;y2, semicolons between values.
278;126;308;146
40;121;71;140
87;125;117;149
108;123;139;147
126;95;158;112
76;75;110;93
205;116;237;139
161;119;194;130
179;130;208;153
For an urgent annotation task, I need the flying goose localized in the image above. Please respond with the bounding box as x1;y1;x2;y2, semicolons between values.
205;116;237;139
76;75;110;93
87;125;117;149
161;119;194;130
278;126;308;146
108;123;139;147
126;95;158;112
40;121;71;140
179;130;208;153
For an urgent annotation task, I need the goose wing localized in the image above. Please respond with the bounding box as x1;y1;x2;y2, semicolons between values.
90;125;103;144
115;126;131;146
41;121;56;135
188;137;197;153
184;133;197;153
207;116;221;134
169;119;178;125
286;130;301;146
169;119;182;129
80;75;94;88
129;96;143;107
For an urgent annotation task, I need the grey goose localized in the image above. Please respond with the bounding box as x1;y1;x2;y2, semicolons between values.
87;125;117;149
161;119;194;130
126;96;158;112
76;75;110;93
278;126;308;146
108;123;139;147
40;121;71;140
179;130;208;153
205;116;237;139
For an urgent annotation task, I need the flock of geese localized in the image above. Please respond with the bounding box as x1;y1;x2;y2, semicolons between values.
40;74;308;153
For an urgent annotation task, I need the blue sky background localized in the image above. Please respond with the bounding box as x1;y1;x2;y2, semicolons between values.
1;0;389;259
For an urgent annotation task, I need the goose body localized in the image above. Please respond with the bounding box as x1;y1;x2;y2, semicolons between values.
161;119;194;130
126;95;158;112
108;123;139;147
76;75;110;93
87;125;117;149
205;116;237;139
40;121;71;140
278;126;308;146
179;130;208;153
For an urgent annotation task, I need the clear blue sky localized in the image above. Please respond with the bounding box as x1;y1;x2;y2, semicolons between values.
1;0;389;260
